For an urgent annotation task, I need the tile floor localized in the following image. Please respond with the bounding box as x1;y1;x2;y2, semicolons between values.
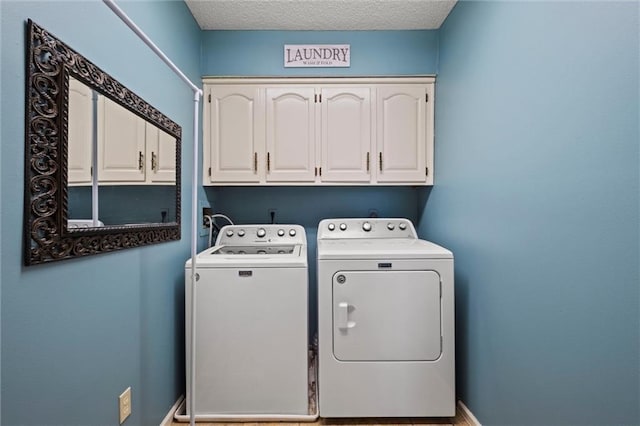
170;405;472;426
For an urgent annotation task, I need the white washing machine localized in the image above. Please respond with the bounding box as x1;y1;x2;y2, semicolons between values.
317;218;455;418
185;224;308;417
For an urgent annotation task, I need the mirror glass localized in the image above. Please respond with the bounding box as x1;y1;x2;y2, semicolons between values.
24;20;182;264
66;77;177;227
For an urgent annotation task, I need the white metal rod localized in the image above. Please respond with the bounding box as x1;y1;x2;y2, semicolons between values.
102;0;202;96
189;91;200;426
91;91;99;226
101;2;202;425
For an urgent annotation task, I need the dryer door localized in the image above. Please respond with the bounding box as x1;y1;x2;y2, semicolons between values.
333;270;441;361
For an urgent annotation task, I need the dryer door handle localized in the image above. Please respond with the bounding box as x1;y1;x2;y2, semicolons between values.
337;302;354;330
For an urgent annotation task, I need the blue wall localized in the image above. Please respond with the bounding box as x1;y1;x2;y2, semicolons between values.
0;1;201;424
202;30;438;76
419;1;640;425
3;3;638;425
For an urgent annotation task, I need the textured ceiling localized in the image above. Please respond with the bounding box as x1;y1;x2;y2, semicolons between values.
185;0;457;30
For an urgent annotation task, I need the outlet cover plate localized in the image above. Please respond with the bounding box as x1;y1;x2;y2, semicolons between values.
119;387;131;424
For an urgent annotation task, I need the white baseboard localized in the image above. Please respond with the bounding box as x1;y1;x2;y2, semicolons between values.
160;394;184;426
458;400;481;426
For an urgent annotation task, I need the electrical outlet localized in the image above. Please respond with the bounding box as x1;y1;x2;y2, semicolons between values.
119;387;131;424
203;207;213;227
199;200;211;237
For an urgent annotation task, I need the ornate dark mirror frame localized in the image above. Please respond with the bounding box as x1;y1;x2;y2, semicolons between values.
24;20;181;266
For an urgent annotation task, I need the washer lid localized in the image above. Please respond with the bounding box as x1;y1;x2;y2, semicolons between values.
186;244;307;268
317;238;452;260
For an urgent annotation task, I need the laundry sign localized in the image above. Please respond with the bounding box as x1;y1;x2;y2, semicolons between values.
284;44;350;68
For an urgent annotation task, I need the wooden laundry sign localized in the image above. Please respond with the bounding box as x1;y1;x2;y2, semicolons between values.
284;44;350;68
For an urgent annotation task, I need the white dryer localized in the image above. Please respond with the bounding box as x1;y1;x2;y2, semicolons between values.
317;218;455;418
185;224;309;417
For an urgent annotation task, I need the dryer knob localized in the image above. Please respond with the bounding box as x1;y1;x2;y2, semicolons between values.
277;229;285;237
289;229;297;237
257;228;266;238
339;223;347;231
225;230;234;237
328;223;335;231
399;222;407;230
362;222;372;232
237;230;245;237
387;223;395;230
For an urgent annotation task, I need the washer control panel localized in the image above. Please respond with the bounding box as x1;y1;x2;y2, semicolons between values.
217;224;306;245
318;218;417;239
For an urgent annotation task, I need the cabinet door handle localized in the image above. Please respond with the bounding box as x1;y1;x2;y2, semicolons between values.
151;152;157;171
138;151;144;170
379;152;383;172
267;152;271;172
254;152;257;173
366;152;370;172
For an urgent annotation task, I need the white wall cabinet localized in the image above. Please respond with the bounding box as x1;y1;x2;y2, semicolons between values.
203;77;434;186
376;85;433;183
320;87;372;182
265;87;316;182
204;86;263;183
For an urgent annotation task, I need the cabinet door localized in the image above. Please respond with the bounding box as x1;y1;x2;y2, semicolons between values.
98;97;146;182
68;78;94;184
265;87;316;182
376;86;427;183
320;88;371;182
146;123;176;184
206;86;262;183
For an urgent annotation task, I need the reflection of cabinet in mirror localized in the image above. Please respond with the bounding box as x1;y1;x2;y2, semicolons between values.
145;123;177;183
98;96;146;182
67;89;176;186
68;78;94;185
98;97;176;184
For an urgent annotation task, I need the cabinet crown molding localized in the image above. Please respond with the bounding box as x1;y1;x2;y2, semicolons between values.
202;76;436;85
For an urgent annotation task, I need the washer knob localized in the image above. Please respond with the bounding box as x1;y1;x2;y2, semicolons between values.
399;222;407;230
277;229;285;237
225;230;234;237
237;230;245;237
339;223;347;231
289;229;297;237
387;223;395;230
328;223;335;231
256;228;266;238
362;222;372;232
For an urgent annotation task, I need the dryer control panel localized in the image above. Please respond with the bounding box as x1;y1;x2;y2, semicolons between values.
318;218;417;240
